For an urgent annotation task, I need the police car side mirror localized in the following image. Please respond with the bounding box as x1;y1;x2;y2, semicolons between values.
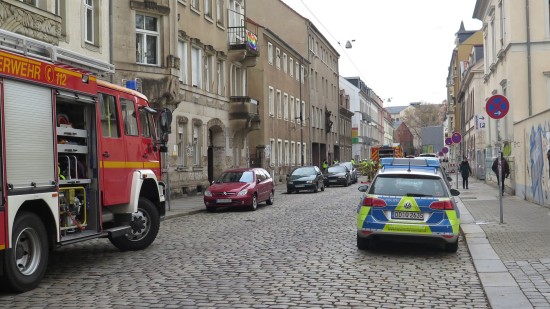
358;184;369;192
450;188;460;196
447;176;453;182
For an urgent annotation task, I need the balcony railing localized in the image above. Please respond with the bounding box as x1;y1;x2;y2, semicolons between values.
227;26;259;55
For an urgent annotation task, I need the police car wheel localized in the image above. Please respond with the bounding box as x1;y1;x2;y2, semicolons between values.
357;235;371;250
444;240;459;253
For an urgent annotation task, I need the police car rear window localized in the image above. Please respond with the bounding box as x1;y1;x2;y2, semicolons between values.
370;174;447;197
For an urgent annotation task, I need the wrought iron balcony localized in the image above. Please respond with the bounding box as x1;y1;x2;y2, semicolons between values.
227;26;259;56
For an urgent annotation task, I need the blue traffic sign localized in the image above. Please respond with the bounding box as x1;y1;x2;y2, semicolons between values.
452;132;462;144
486;95;509;119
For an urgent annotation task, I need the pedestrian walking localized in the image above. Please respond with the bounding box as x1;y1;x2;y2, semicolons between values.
459;157;472;189
492;155;510;195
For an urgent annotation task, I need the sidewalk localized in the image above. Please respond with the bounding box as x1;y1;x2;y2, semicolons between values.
162;176;550;309
456;175;550;309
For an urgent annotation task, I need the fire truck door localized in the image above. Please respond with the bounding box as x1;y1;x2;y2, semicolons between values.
98;93;129;206
119;97;143;175
138;107;160;175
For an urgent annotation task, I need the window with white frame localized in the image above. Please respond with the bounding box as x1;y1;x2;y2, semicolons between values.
193;124;201;165
270;139;275;166
268;43;273;65
177;122;186;166
205;0;213;18
191;46;202;88
291;142;296;165
295;62;299;80
216;0;224;26
205;54;214;92
301;65;305;84
178;40;188;83
302;143;307;165
283;93;288;120
311;106;316;128
231;65;245;96
297;143;302;165
20;0;38;6
309;35;314;51
277;139;283;166
276;90;282;118
55;0;66;35
217;60;224;95
269;86;275;116
191;0;199;10
284;140;289;166
289;58;294;77
283;53;288;73
136;14;160;65
276;48;281;69
295;97;300;124
84;0;95;44
290;96;295;122
301;101;305;126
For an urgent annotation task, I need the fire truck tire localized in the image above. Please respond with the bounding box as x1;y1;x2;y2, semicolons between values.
3;212;49;292
109;197;160;251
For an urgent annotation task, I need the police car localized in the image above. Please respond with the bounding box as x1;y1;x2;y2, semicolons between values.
356;159;461;252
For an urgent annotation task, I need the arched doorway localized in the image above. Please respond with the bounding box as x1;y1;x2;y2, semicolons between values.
207;119;226;183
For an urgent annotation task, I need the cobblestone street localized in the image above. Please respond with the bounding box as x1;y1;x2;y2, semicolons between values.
1;184;489;308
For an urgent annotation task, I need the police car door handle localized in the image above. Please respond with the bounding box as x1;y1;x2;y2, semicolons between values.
103;152;110;158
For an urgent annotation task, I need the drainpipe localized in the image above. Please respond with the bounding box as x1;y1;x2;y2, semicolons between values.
526;0;532;116
109;0;113;83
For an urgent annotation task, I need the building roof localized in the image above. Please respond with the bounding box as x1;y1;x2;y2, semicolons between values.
386;106;408;114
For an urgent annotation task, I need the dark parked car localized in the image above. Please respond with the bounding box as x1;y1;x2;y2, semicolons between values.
324;165;351;187
340;161;358;183
286;166;325;193
204;168;274;211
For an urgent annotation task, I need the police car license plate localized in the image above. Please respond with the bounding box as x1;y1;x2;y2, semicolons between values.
216;199;231;203
393;211;424;220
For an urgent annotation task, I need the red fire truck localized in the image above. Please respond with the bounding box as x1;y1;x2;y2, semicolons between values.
0;30;172;292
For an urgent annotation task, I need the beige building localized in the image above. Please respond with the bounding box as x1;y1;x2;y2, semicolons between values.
473;0;550;204
0;0;112;74
247;0;340;169
445;23;483;167
457;44;486;179
247;24;309;183
110;0;260;197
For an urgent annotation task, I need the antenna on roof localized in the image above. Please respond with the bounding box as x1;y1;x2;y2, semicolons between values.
407;158;411;172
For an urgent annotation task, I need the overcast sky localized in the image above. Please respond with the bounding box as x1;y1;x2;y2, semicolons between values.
280;0;482;107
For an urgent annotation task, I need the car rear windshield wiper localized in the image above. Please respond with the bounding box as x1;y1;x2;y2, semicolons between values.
406;193;432;197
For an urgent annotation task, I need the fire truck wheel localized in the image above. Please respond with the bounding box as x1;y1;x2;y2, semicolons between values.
3;212;49;292
109;197;160;251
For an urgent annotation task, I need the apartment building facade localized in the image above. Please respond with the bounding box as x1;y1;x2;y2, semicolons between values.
247;0;340;169
247;25;309;183
473;0;550;204
445;23;483;167
108;0;260;196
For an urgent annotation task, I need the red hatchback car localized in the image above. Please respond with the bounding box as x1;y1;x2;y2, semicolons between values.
204;168;275;211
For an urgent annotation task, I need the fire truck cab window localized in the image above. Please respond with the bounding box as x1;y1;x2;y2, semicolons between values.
139;108;155;138
99;93;120;138
120;98;139;136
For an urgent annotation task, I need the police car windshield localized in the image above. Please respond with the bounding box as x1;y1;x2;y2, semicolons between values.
370;174;447;197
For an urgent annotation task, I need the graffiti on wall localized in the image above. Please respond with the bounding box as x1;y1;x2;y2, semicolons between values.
529;125;547;204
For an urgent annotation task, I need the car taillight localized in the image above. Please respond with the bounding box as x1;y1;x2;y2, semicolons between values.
429;200;455;210
362;196;387;207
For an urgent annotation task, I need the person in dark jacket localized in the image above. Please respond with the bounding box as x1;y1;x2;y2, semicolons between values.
459;157;472;189
492;156;510;195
